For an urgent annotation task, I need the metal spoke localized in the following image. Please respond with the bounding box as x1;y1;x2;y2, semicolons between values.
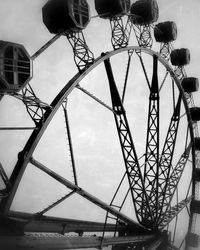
122;50;134;103
158;142;191;225
159;196;192;230
31;34;61;60
102;172;131;243
30;157;147;230
36;191;75;216
136;51;151;90
186;179;192;200
104;57;153;225
159;71;169;92
0;127;35;130
143;55;159;223
62;100;78;185
0;42;196;249
102;173;127;233
76;84;116;114
8;210;125;234
156;94;182;220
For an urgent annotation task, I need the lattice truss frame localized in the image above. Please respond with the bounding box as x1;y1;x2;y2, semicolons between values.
0;1;199;250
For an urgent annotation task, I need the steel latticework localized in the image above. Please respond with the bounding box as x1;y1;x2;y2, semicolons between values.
133;24;153;49
66;31;94;72
156;94;181;221
110;17;132;50
104;57;153;225
143;55;160;225
0;1;200;250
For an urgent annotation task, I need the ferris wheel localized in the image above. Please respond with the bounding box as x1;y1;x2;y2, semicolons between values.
0;0;200;249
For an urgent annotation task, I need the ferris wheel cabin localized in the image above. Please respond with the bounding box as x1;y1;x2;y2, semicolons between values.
130;0;159;25
181;77;199;93
170;48;190;66
154;21;177;43
42;0;90;34
0;41;32;94
94;0;130;19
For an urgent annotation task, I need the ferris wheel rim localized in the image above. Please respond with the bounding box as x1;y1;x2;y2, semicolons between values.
16;45;196;155
2;46;195;240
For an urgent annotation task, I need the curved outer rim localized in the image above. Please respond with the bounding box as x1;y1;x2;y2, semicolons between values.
3;46;196;226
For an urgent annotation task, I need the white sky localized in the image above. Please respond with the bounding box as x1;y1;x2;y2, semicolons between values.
0;0;200;249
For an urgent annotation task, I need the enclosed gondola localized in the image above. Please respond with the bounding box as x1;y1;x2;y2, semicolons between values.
0;41;32;94
95;0;130;19
170;48;190;66
43;0;90;34
130;0;159;25
182;77;199;93
154;21;177;43
189;107;200;121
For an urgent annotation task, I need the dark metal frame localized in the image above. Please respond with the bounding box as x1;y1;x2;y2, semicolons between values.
104;56;153;225
133;24;153;49
110;16;132;50
66;31;94;72
0;47;197;249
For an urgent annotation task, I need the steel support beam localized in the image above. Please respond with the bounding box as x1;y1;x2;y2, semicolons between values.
62;101;78;185
159;196;192;229
0;234;156;250
31;34;61;60
7;211;124;234
0;127;35;130
30;157;147;232
143;55;159;224
104;57;152;225
157;143;191;225
156;94;181;220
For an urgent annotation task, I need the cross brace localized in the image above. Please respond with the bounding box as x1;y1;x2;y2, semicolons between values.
159;196;192;229
110;16;132;50
66;31;94;72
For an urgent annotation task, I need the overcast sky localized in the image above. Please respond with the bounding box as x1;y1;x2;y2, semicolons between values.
0;0;200;249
